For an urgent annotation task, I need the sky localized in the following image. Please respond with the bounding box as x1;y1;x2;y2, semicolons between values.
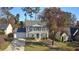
9;7;79;21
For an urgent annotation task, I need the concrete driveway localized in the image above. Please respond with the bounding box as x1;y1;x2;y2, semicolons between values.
4;38;25;51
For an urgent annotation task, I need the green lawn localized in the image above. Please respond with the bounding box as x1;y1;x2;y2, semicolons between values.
0;40;76;51
24;42;49;51
25;44;49;51
51;41;75;51
24;41;75;51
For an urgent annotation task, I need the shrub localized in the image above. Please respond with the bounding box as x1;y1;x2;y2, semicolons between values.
74;35;79;41
41;37;48;40
0;30;5;35
26;37;35;40
7;33;14;42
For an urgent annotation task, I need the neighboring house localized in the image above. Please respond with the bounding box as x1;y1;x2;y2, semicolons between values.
5;24;13;35
14;20;49;40
58;27;71;37
0;23;13;35
55;31;69;42
70;27;79;41
60;32;69;42
0;16;15;35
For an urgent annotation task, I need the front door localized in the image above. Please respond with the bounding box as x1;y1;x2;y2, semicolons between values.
36;33;39;38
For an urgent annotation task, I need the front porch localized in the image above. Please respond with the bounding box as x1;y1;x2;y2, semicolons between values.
26;31;49;41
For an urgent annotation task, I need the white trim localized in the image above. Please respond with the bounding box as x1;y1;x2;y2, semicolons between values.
73;29;78;36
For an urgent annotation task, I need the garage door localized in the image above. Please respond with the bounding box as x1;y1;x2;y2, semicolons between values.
15;33;26;38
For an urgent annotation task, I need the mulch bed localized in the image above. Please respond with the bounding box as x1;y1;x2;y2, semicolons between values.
0;38;5;43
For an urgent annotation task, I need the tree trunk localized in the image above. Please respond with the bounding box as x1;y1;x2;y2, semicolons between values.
50;31;56;45
52;40;54;45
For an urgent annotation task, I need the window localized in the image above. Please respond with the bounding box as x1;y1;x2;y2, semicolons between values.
32;34;34;38
34;27;36;31
37;27;41;31
29;26;33;31
33;27;41;31
41;33;47;38
42;27;45;31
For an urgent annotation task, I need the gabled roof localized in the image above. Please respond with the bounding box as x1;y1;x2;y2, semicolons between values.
17;28;26;32
25;20;46;27
32;24;43;27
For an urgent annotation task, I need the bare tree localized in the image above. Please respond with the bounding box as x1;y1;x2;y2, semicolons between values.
39;7;76;45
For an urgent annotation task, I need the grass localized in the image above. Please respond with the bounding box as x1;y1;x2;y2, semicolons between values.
0;30;5;35
67;41;79;47
24;41;75;51
24;42;49;51
25;44;49;51
0;41;10;51
0;39;75;51
52;41;75;51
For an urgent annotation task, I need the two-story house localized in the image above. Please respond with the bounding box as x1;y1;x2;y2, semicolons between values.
14;20;49;40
